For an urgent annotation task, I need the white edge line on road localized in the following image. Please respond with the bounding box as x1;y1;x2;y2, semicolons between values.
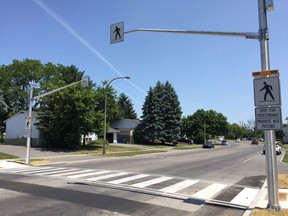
242;155;258;163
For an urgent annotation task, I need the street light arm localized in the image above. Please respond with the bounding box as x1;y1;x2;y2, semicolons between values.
106;76;131;88
33;79;88;100
124;28;259;40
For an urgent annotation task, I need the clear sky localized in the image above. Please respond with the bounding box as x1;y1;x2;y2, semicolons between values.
1;0;287;124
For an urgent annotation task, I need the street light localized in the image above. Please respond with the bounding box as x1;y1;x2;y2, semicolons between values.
25;76;89;165
103;76;131;154
25;81;40;165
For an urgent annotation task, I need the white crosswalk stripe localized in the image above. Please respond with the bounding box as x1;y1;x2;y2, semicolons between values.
131;176;173;188
68;170;112;179
8;166;55;173
86;172;129;181
2;166;262;208
8;166;61;174
191;183;227;200
230;187;260;206
50;169;93;177
159;179;199;193
14;167;67;174
108;174;150;184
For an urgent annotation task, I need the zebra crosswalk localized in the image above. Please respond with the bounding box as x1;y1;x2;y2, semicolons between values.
1;166;262;209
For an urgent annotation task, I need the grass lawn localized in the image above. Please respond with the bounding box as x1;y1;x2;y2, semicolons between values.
14;158;52;166
282;145;288;163
279;174;288;189
78;143;170;156
250;209;288;216
0;152;18;160
173;144;203;150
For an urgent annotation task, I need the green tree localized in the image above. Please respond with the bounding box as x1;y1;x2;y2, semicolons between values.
0;59;44;126
117;93;137;119
181;109;229;144
161;81;182;143
0;90;9;142
36;64;98;149
134;81;182;144
239;120;263;139
0;59;111;149
0;90;9;114
134;86;160;144
227;123;245;139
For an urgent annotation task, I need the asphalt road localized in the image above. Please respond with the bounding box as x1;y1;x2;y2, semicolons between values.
1;141;288;216
56;141;288;185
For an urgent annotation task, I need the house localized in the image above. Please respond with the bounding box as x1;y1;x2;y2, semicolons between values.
4;111;40;146
81;132;98;144
107;127;120;144
110;119;140;144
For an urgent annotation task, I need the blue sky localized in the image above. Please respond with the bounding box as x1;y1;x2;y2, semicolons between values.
1;0;287;124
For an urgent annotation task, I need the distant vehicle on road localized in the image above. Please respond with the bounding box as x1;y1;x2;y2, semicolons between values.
263;143;282;155
251;139;259;145
221;140;228;145
203;141;215;149
178;136;193;144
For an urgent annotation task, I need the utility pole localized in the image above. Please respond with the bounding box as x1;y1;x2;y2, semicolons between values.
258;0;280;210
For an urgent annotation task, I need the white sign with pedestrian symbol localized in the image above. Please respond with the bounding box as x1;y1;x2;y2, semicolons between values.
253;76;281;106
110;22;124;44
25;119;31;129
25;119;31;137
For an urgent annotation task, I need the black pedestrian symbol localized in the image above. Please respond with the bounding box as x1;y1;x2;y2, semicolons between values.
26;121;30;128
113;26;121;40
260;82;274;101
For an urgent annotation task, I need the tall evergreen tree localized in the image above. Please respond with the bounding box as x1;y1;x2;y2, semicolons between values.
135;87;160;144
134;81;182;144
162;81;182;142
117;93;137;119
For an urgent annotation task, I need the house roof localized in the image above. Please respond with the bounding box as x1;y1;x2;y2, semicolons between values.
4;111;38;123
108;127;120;133
110;119;140;129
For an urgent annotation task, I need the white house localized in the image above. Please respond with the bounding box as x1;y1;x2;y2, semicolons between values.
110;119;140;143
4;111;40;146
81;132;98;144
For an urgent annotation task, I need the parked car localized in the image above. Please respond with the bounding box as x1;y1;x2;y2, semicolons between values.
221;140;228;145
203;141;215;148
251;139;259;145
178;136;193;144
263;143;282;155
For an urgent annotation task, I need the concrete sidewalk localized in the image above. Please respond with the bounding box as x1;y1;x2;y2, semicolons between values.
0;143;102;168
0;144;80;158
